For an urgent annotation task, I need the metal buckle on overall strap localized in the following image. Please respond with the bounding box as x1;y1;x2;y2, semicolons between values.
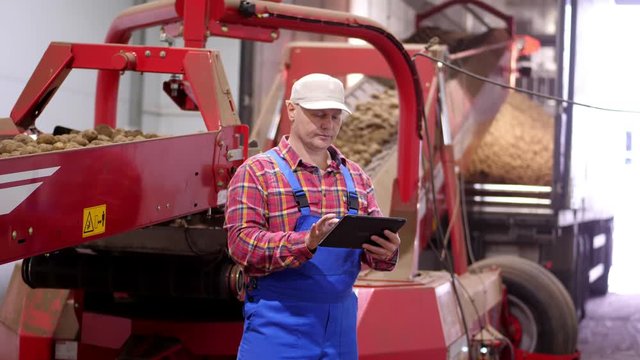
347;190;359;212
294;189;310;209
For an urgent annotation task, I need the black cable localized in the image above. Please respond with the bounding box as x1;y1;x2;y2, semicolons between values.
415;60;473;354
413;51;640;114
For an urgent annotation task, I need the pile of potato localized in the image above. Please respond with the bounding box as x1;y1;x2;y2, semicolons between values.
335;89;399;168
465;92;554;185
0;125;159;158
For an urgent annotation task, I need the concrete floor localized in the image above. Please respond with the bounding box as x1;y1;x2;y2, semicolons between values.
578;293;640;360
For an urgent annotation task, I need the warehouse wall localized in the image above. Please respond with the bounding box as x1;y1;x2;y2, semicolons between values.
572;0;640;293
0;1;136;133
571;0;639;214
0;0;136;300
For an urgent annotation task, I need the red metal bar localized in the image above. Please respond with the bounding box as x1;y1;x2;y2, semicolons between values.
182;0;210;48
440;144;468;275
96;0;182;127
219;1;421;203
415;0;514;37
10;43;73;131
183;51;223;130
10;43;226;131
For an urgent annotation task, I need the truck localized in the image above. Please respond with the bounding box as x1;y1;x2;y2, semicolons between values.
0;0;581;359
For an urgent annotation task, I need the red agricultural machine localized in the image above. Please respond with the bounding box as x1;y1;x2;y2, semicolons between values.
0;0;580;359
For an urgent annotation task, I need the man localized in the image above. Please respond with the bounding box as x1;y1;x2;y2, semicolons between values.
225;73;401;359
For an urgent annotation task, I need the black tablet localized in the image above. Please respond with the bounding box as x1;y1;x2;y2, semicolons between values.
319;215;406;249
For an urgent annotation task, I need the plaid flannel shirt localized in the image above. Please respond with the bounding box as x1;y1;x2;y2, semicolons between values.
225;136;398;276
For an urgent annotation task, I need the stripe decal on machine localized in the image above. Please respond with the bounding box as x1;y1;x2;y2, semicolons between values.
0;166;60;215
0;166;60;184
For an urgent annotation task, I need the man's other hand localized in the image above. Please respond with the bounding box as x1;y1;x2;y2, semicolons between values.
362;230;401;261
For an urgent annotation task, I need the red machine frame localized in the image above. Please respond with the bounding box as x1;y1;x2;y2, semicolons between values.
0;0;579;359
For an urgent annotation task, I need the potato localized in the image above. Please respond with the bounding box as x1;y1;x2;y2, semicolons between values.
87;140;111;147
1;126;161;158
70;136;89;146
124;129;143;138
0;140;21;153
81;129;98;142
37;133;56;145
113;135;128;143
14;134;35;145
465;92;553;185
55;134;71;144
335;88;399;169
20;146;40;155
95;124;115;138
65;142;82;150
38;144;54;152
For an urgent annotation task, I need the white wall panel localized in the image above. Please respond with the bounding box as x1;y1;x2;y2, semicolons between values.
0;1;135;133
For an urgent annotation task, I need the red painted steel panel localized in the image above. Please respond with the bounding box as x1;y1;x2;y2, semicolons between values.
356;285;448;359
0;323;53;360
10;43;73;130
72;43;203;73
0;132;219;265
81;312;242;356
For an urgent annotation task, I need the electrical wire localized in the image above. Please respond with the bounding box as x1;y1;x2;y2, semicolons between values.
416;62;473;354
413;51;640;114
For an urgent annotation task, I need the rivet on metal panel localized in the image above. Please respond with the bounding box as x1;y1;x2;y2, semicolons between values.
217;181;225;187
156;205;161;211
160;51;166;58
28;227;33;236
270;31;278;40
145;50;151;57
218;168;225;175
221;24;229;32
11;231;17;240
166;203;171;209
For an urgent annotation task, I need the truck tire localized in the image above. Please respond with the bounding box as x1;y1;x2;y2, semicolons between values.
469;255;578;354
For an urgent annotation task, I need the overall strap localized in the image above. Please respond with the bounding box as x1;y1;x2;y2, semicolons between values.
339;163;359;215
265;149;311;216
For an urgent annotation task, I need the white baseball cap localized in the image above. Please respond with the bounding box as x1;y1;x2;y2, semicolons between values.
290;73;352;114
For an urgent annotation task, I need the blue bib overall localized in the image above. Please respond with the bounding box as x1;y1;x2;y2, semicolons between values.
237;149;361;360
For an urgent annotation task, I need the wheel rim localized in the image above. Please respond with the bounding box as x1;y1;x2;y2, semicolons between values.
507;294;538;352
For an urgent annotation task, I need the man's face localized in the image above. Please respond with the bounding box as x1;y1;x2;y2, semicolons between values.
288;102;344;152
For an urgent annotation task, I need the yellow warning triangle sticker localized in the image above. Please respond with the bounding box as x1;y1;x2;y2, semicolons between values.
84;211;95;233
